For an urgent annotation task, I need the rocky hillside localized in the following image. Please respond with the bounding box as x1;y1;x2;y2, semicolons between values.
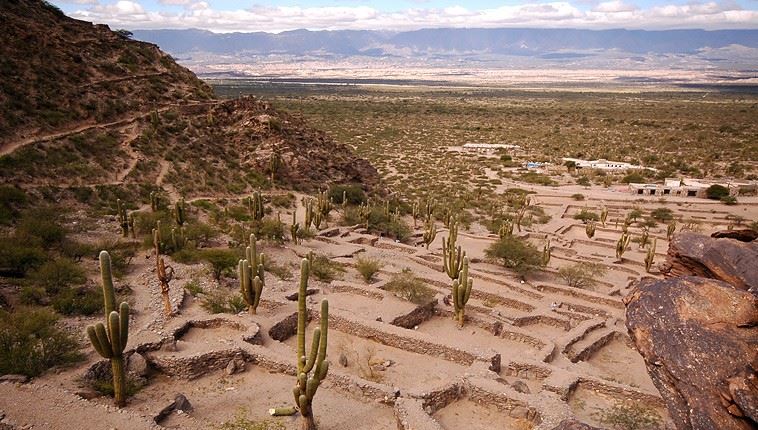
0;0;379;196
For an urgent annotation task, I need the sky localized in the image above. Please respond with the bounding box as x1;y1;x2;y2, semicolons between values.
50;0;758;32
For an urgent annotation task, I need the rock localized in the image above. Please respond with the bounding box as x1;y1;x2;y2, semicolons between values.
711;229;758;242
127;353;148;377
225;359;245;375
509;406;529;419
338;353;348;367
161;339;178;352
626;275;757;430
319;227;341;237
75;387;102;400
662;232;757;292
511;380;531;394
285;289;319;301
269;311;310;341
0;375;28;384
549;420;604;430
154;394;193;423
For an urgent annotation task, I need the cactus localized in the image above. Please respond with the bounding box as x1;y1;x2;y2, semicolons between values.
542;240;551;267
498;220;513;238
240;234;265;314
152;220;164;255
170;227;186;252
150;191;159;212
156;255;174;316
249;191;265;222
452;257;473;327
422;219;437;250
173;198;185;227
622;217;632;233
341;191;347;213
639;227;650;248
442;220;465;280
666;221;676;240
86;251;129;407
424;199;436;223
514;196;531;232
585;221;596;239
293;259;329;430
128;213;136;239
358;201;371;230
304;198;315;229
411;201;420;227
316;191;333;218
600;206;608;227
644;238;657;273
616;232;631;261
269;149;282;183
116;199;129;237
291;211;301;244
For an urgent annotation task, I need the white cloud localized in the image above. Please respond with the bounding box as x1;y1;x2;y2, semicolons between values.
66;0;758;32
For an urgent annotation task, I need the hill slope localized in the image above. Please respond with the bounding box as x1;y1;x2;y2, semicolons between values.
0;0;379;196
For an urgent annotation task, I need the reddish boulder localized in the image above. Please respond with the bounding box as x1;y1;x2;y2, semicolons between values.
625;276;757;430
662;232;757;293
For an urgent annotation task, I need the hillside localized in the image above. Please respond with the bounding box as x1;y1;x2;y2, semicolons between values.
0;0;379;196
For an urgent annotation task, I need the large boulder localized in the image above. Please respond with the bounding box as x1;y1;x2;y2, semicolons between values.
625;275;757;430
662;232;757;293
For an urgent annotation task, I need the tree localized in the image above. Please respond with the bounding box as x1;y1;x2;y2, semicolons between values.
574;209;599;224
485;236;542;277
705;184;729;200
202;249;239;280
558;262;607;289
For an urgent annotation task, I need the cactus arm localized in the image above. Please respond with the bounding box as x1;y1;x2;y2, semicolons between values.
99;251;116;316
252;276;263;311
108;311;121;356
303;328;321;373
87;325;109;358
297;259;308;372
270;407;297;416
93;323;113;359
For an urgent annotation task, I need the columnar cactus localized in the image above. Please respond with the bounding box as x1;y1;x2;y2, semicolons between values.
116;199;129;238
171;227;186;252
249;191;264;222
622;217;632;233
156;255;174;316
542;240;551;267
240;234;265;314
422;219;437;250
585;222;596;239
452;257;473;327
514;196;531;232
294;259;329;430
358;201;371;230
304;198;315;229
498;220;513;238
616;232;631;261
152;220;164;255
173;198;185;227
443;220;465;280
600;206;608;227
424;199;436;223
150;191;159;212
644;238;657;273
269;150;282;183
86;251;129;407
666;221;676;240
341;191;347;213
316;191;333;218
639;227;650;248
128;213;135;239
411;201;420;227
291;211;301;244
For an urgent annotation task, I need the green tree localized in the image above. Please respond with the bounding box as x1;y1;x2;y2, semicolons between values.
485;236;542;277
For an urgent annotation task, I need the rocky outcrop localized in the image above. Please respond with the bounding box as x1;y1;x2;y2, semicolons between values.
661;232;757;293
550;420;604;430
626;269;757;428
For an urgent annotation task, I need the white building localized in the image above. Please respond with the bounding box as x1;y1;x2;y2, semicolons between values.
562;157;652;171
462;143;522;153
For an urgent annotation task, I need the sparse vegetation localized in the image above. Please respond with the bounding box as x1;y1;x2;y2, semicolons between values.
595;402;662;430
383;268;436;304
485;236;543;276
355;255;382;283
558;262;608;289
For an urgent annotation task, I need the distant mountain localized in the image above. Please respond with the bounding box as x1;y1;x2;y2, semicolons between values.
132;28;758;57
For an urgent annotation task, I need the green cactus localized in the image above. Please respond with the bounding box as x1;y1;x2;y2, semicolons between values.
293;259;329;430
358;201;371;230
452;257;473;327
600;206;608;227
249;191;265;222
116;199;129;238
422;219;437;250
585;221;596;239
128;213;135;239
442;220;465;280
150;191;159;212
269;149;282;183
291;211;301;245
156;255;174;316
316;191;333;218
666;221;676;240
644;238;657;273
86;251;130;407
173;198;185;227
152;220;164;255
424;199;436;223
639;227;650;248
542;240;551;267
240;234;265;314
341;191;347;213
622;217;632;233
170;227;186;252
304;198;315;229
616;232;631;261
514;196;530;232
498;220;513;238
411;201;420;228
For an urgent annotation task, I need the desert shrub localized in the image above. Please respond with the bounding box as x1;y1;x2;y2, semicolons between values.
519;172;556;186
574;209;599;224
269;193;295;208
19;286;47;306
721;195;738;205
183;221;218;246
595;402;662;430
172;248;204;264
16;208;67;248
649;207;673;222
368;207;411;241
355;255;382;283
0;186;27;225
558;262;607;289
0;237;46;277
309;254;345;282
201;249;240;280
576;176;591;186
328;184;367;205
0;308;82;377
184;280;204;297
29;258;86;294
50;287;102;316
705;184;729;200
264;258;293;280
383;268;435;304
90;373;145;398
257;217;285;242
485;236;542;276
218;408;285;430
571;193;585;201
200;289;246;314
621;172;646;184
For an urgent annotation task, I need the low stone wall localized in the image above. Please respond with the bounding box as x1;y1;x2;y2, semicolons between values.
513;315;571;332
330;282;385;300
390;300;438;329
148;349;247;379
268;311;311;341
414;383;464;414
570;331;619;363
535;284;623;310
394;398;444;430
560;319;606;356
503;361;552;381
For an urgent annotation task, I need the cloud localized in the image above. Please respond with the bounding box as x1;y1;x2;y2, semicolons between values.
65;0;758;32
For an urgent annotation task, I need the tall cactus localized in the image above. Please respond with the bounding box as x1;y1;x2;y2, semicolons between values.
269;149;282;183
316;191;333;218
116;199;129;238
358;201;371;230
600;206;608;227
452;257;473;327
86;251;129;407
411;201;420;228
128;213;135;239
156;256;174;316
240;234;265;314
153;220;164;255
173;198;186;227
424;198;436;223
294;259;329;430
514;196;530;232
666;221;677;240
639;227;650;248
498;220;513;238
542;240;551;267
616;232;631;261
150;191;159;212
291;211;301;245
644;238;657;273
304;198;315;230
422;219;437;250
585;221;596;239
249;191;265;222
442;220;465;280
